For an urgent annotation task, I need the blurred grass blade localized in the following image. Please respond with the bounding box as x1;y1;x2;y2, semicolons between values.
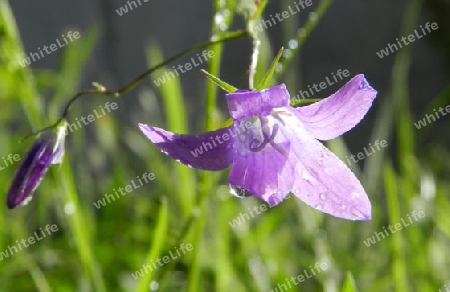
147;44;196;217
341;271;358;292
0;0;42;127
136;198;169;291
383;162;409;292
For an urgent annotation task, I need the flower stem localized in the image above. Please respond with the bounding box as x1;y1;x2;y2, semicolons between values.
248;39;261;90
23;30;250;140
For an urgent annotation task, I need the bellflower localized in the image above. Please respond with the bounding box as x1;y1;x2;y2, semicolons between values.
139;75;377;220
6;124;67;209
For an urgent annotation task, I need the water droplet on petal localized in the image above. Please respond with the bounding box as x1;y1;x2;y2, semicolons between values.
351;191;360;199
306;193;313;198
341;204;346;210
230;185;253;199
320;193;327;200
315;204;323;210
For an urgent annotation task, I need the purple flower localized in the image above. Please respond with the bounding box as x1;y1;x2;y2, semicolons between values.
6;124;66;209
139;75;377;220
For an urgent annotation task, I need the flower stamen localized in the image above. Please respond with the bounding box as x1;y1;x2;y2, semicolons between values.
249;116;287;156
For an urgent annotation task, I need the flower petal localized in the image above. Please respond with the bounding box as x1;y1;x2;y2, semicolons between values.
284;110;371;220
226;84;290;120
228;117;293;204
139;124;234;171
6;132;55;209
294;74;377;140
229;109;371;220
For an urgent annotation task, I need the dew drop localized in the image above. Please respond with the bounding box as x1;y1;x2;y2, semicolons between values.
288;39;298;50
315;204;323;210
282;49;292;58
306;193;313;198
351;191;360;199
64;202;76;215
192;207;201;217
341;204;346;210
150;281;159;291
275;63;283;72
319;193;327;200
230;185;253;199
309;12;318;21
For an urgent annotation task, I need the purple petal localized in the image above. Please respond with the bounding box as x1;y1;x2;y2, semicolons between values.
294;74;377;141
228;118;293;204
229;109;371;220
6;132;56;209
226;84;290;120
139;124;234;171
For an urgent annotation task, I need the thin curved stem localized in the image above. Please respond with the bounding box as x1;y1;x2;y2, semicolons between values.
24;30;251;140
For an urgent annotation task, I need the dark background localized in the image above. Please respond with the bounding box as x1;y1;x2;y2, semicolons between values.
9;0;450;154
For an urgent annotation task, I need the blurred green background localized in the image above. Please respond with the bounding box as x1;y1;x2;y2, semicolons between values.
1;0;450;291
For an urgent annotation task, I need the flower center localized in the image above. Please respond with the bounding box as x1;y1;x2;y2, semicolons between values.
248;115;287;156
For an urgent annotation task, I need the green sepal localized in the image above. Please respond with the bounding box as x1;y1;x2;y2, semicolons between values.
200;69;237;93
218;118;234;129
255;47;283;91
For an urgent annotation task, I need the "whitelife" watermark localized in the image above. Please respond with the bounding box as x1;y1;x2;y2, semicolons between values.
363;210;425;247
228;195;292;228
414;104;450;129
152;50;215;87
376;22;438;59
269;261;328;292
0;224;58;261
291;69;350;102
344;139;388;167
252;0;313;35
65;101;118;136
93;172;155;209
190;120;253;158
131;242;193;280
0;154;21;171
115;0;149;16
17;31;80;68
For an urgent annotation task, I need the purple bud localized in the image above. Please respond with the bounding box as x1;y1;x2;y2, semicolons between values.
6;124;67;209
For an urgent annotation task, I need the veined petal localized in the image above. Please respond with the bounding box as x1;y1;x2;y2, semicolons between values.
228;115;293;204
226;84;290;120
6;132;56;209
285;110;371;220
229;109;371;220
139;124;234;171
294;74;377;141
